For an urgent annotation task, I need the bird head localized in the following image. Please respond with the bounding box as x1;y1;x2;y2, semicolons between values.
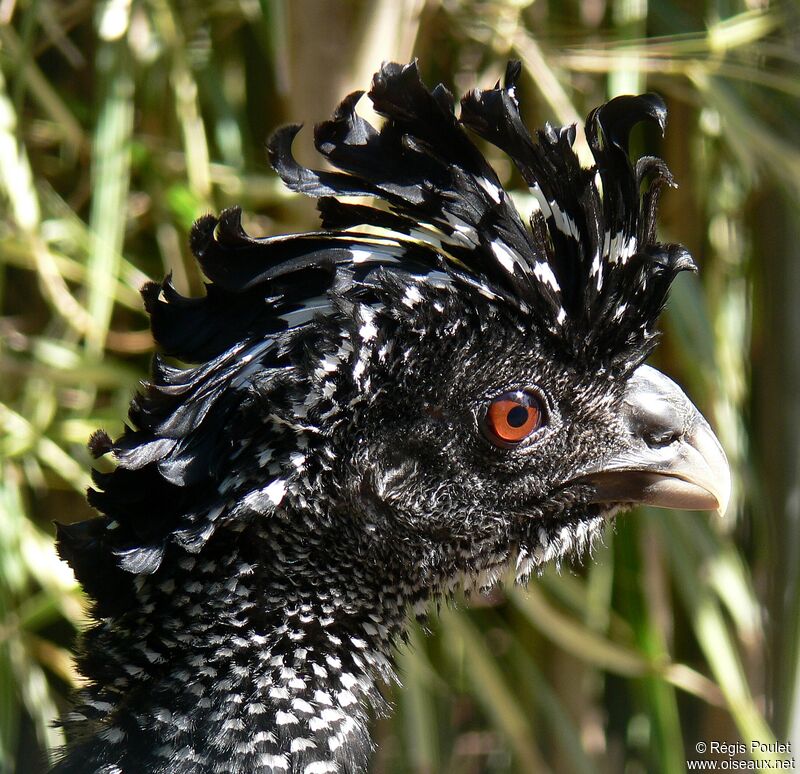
52;60;733;774
61;60;729;612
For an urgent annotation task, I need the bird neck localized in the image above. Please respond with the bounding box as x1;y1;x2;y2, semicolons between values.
65;518;417;773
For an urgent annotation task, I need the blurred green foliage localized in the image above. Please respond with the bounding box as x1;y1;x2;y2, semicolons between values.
1;1;798;772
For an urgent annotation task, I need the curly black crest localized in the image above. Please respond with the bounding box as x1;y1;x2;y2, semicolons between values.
158;60;688;367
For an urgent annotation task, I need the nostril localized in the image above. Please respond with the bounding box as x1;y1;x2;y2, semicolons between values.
645;428;683;448
625;389;685;448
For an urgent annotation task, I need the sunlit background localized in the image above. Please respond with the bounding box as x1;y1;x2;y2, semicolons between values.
1;0;799;771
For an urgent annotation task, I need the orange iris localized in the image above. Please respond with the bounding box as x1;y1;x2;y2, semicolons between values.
485;392;542;444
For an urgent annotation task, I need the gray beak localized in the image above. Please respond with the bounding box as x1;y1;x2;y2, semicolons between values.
575;365;731;516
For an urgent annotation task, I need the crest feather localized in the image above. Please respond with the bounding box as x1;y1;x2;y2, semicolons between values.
269;60;694;365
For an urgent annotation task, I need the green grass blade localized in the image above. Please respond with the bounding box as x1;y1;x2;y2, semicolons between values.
660;510;776;756
440;607;549;772
85;11;134;357
397;623;441;772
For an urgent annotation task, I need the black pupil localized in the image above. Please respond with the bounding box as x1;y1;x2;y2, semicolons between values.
506;405;529;428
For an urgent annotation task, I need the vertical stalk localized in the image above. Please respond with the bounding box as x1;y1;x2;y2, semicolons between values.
752;181;800;746
85;1;134;358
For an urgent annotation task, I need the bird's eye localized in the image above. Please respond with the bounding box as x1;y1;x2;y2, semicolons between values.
481;390;544;447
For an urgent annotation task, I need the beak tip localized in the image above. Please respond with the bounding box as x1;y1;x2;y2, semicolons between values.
714;465;732;519
695;419;731;519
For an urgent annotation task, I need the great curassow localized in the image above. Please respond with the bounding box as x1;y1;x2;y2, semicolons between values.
54;61;730;774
